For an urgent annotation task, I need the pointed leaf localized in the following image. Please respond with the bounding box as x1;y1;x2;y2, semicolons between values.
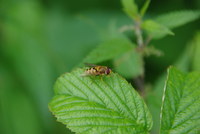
155;10;200;29
160;67;200;133
147;46;192;133
140;0;151;17
49;68;153;134
121;0;138;19
146;46;193;133
142;20;174;39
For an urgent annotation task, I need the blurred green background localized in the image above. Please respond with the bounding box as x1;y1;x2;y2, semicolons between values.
0;0;199;134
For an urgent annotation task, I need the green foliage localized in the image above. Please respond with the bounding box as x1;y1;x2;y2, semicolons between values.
82;37;144;79
82;37;133;64
49;68;153;134
142;20;174;39
121;0;138;19
155;10;200;29
160;67;200;133
140;0;151;17
1;0;200;134
147;45;193;133
114;49;143;78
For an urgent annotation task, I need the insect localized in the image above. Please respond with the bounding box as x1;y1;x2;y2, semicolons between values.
81;63;112;76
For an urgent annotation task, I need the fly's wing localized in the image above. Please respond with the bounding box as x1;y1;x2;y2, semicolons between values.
85;63;114;72
84;63;98;67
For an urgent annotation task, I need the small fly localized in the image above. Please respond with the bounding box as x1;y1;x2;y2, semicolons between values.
81;63;112;76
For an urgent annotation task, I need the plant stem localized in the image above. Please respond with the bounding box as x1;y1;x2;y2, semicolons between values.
135;20;144;48
134;19;146;97
133;19;153;97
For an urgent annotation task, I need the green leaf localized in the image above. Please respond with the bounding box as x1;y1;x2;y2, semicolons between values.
49;68;153;134
82;38;134;64
146;46;193;134
142;20;174;39
121;0;138;19
140;0;151;17
113;48;143;78
160;67;200;134
147;45;192;134
155;10;200;29
192;32;200;72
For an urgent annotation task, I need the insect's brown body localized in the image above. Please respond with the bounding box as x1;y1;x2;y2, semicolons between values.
83;66;112;76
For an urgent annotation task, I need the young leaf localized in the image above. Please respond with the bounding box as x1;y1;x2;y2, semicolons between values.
49;68;153;134
160;67;200;134
121;0;138;19
155;10;200;29
82;37;134;64
113;49;143;78
146;45;192;133
147;46;193;134
142;20;174;39
140;0;151;17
